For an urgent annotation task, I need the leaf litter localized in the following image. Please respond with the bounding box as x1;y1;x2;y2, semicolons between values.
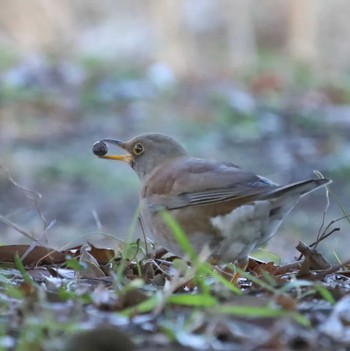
0;172;350;350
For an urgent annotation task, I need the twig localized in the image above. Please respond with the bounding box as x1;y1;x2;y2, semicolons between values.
91;209;103;231
310;259;350;280
22;220;56;264
147;258;172;279
1;166;48;230
297;215;347;261
138;216;149;256
309;227;340;249
273;261;303;276
312;170;331;251
297;227;340;262
0;214;35;240
296;241;331;270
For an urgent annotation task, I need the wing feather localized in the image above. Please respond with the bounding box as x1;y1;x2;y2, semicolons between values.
144;157;280;210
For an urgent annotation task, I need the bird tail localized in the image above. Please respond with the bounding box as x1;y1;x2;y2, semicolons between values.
264;178;331;200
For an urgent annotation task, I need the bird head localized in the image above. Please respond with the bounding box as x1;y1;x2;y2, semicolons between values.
93;133;187;180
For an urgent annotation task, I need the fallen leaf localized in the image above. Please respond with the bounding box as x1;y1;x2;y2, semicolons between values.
78;243;105;279
0;245;66;265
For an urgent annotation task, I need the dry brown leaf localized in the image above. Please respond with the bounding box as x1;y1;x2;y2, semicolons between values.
116;288;148;310
63;242;115;265
275;294;297;312
250;261;279;276
88;243;115;265
78;243;105;279
0;245;66;265
19;281;36;296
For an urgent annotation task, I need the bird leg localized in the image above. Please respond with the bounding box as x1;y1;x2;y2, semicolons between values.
230;256;249;285
213;257;248;285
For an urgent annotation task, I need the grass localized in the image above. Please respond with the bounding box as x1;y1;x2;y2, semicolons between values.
0;47;349;349
0;142;345;349
0;209;346;350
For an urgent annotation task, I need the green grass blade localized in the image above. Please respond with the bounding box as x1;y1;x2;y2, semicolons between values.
167;293;218;307
201;263;242;295
14;254;33;285
213;304;288;317
313;284;336;304
277;279;314;293
237;268;277;293
212;304;310;326
161;211;197;260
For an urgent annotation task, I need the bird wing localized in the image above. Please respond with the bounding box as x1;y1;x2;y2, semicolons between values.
143;157;279;210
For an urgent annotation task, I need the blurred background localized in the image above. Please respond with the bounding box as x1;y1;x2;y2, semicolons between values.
0;0;349;262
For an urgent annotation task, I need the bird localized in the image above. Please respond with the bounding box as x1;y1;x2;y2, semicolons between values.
92;133;331;268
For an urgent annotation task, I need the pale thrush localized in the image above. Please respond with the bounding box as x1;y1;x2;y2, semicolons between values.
93;133;331;265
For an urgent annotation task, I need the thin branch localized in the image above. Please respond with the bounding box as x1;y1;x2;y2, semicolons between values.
1;166;48;229
138;216;149;256
91;209;103;231
0;214;35;240
21;219;56;264
297;213;349;261
313;169;331;250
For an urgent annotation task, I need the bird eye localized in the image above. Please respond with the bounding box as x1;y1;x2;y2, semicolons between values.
132;143;144;155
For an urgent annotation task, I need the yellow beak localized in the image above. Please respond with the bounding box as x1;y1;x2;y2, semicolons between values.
99;154;133;162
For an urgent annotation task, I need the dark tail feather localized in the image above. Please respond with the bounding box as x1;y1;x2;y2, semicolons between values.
263;178;331;199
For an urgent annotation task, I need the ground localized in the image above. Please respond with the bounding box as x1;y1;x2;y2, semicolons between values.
1;55;350;350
